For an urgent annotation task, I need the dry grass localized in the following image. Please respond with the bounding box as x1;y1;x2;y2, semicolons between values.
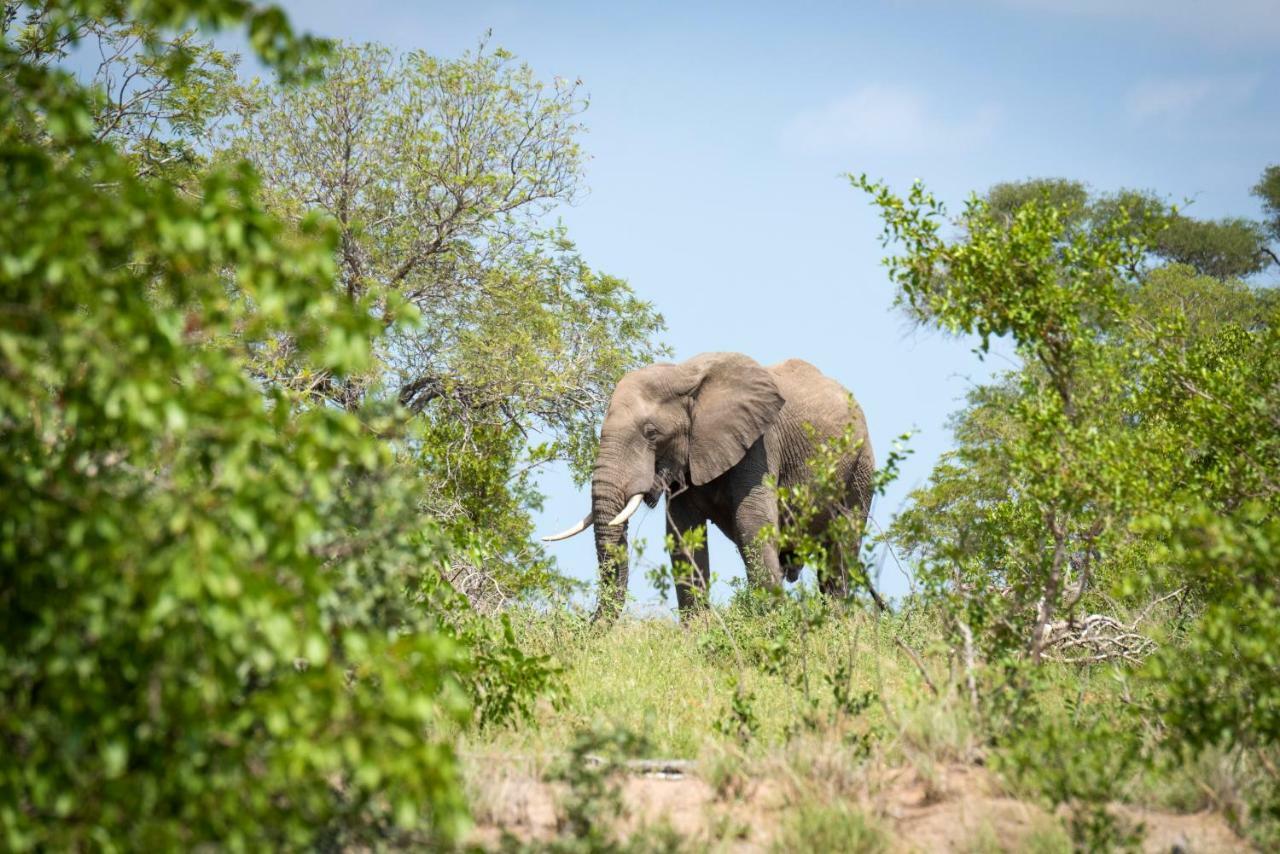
458;751;1248;852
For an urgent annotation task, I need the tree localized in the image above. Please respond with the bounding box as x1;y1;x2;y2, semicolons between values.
2;1;307;163
986;177;1272;280
855;175;1158;662
858;171;1280;834
0;2;510;846
1253;163;1280;263
223;41;666;599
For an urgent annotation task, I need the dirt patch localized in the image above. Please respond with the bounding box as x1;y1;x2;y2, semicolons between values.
876;765;1047;852
871;764;1248;852
463;757;1249;851
1121;806;1251;854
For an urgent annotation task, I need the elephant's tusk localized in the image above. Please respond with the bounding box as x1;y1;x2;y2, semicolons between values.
607;493;645;527
541;511;594;542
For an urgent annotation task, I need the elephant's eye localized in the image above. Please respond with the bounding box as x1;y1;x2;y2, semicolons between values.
642;423;660;442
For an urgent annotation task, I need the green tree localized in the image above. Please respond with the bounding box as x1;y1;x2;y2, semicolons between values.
866;176;1278;658
1253;163;1280;262
0;2;501;847
892;263;1277;621
858;171;1280;839
1151;214;1269;280
223;41;666;600
987;177;1272;280
856;174;1159;661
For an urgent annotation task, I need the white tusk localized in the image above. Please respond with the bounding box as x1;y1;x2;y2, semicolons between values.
541;512;594;542
607;493;645;527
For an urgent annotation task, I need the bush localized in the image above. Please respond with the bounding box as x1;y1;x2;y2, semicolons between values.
0;4;497;847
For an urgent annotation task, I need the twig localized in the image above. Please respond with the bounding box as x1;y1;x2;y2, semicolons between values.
956;618;981;715
1132;587;1185;627
894;637;939;697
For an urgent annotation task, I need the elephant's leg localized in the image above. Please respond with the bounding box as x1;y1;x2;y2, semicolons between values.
666;496;710;618
846;447;875;559
824;449;877;603
819;536;850;599
779;548;803;583
730;481;784;591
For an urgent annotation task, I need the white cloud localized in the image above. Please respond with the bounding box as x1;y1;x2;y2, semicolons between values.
1126;75;1260;124
781;83;1000;156
976;0;1280;47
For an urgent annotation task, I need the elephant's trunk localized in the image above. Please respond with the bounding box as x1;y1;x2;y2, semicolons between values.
589;428;648;625
590;484;630;624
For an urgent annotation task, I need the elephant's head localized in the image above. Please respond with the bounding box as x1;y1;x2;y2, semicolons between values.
543;352;785;623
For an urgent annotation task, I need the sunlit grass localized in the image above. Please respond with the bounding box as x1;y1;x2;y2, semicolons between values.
467;602;940;758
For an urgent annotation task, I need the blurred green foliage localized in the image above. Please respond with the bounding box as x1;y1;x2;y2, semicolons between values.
0;2;563;848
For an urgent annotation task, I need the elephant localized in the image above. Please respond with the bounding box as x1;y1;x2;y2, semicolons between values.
542;352;875;623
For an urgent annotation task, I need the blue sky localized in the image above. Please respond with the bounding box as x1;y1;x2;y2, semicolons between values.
278;0;1279;608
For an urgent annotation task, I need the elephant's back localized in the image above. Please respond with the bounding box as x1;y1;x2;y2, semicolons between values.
768;359;865;429
767;358;870;477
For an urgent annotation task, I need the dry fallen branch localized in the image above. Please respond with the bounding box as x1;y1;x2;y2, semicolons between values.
446;557;513;614
1042;589;1184;665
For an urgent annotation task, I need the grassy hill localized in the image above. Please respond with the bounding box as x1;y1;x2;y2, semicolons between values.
456;603;1264;851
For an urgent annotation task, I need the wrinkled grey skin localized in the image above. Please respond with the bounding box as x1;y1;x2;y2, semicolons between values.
581;352;874;623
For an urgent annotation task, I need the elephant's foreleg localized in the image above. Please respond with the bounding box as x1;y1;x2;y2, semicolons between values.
730;482;783;591
666;498;710;618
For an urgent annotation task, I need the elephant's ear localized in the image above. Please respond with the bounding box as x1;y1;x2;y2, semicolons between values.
687;354;785;486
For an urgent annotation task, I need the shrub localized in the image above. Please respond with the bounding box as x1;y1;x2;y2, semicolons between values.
0;3;495;847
